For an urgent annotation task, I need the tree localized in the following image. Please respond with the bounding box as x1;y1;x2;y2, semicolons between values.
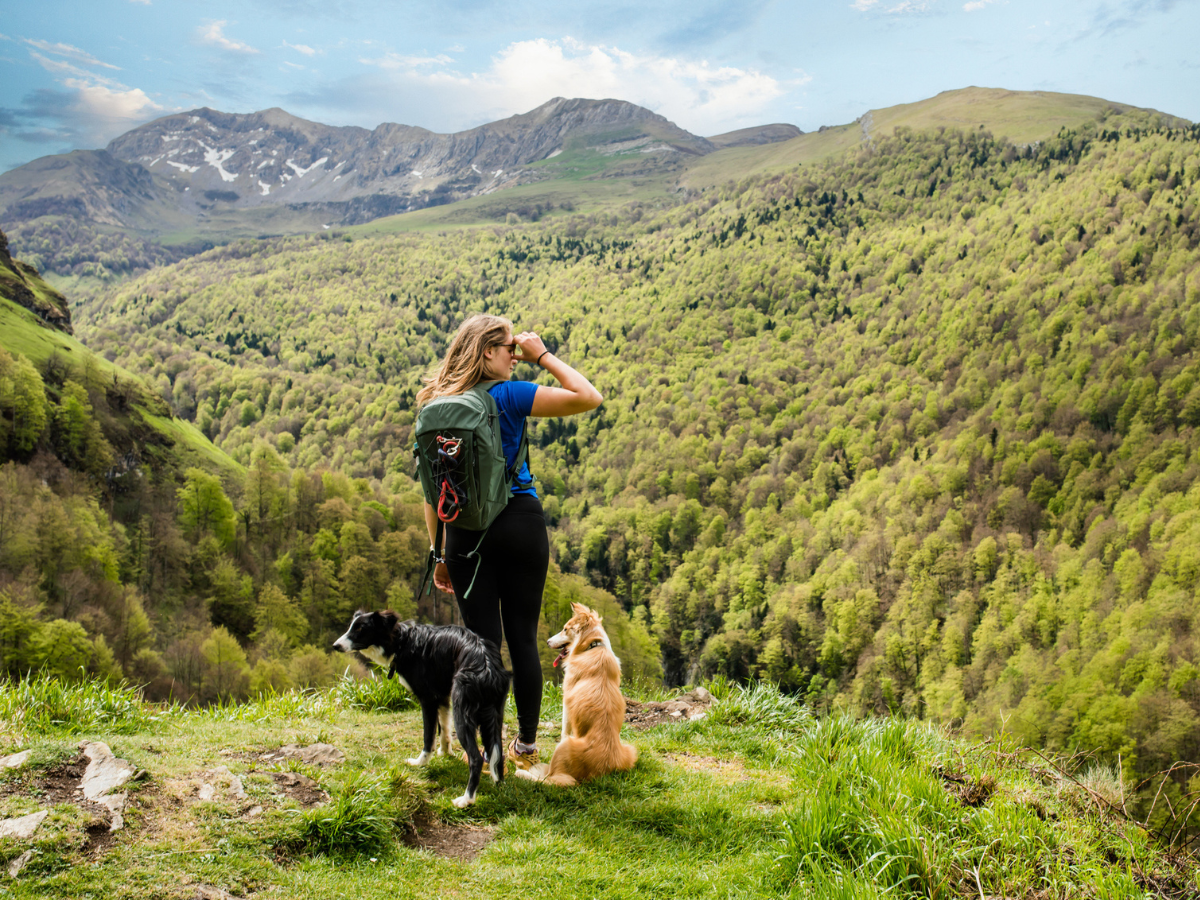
251;583;309;646
177;468;236;547
201;626;250;701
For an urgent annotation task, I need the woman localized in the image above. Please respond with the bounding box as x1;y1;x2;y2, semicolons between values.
416;314;602;767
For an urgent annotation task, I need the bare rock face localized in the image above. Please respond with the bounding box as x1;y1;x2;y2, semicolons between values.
80;740;138;831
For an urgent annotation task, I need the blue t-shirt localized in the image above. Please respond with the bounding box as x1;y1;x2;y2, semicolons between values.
488;380;538;497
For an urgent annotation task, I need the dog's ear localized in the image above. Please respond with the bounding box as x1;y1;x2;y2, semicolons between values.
570;602;587;616
379;610;399;629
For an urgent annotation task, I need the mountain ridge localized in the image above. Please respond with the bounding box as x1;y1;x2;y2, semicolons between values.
0;97;730;239
0;87;1190;283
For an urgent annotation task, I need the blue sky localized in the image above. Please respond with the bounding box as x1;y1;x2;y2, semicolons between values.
1;0;1197;172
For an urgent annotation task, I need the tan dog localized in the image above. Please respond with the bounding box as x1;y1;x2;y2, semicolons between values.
516;603;637;787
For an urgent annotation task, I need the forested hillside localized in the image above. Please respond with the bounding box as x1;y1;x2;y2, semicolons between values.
4;113;1199;831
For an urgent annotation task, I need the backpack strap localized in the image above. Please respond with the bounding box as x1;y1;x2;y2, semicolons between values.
417;518;445;599
473;380;531;491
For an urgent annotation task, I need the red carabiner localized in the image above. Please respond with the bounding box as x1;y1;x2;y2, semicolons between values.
437;480;460;523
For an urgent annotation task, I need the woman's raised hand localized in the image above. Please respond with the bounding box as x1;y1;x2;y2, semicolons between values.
513;331;547;361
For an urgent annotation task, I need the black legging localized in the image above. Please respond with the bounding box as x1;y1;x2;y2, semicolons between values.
445;494;549;743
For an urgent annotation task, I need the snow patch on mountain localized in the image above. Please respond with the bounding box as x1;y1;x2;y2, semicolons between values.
286;157;328;178
200;144;239;182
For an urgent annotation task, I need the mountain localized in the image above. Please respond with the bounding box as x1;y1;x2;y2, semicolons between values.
0;98;738;266
1;88;1188;284
677;86;1192;190
706;123;803;149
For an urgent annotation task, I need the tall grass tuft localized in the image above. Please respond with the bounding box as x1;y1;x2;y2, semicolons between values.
0;673;161;737
288;766;422;858
331;670;417;713
778;715;986;899
195;671;416;724
705;678;814;735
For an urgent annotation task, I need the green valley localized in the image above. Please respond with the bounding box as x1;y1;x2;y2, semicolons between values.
3;88;1200;861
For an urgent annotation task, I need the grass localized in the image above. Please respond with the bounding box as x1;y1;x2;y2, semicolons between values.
0;674;1192;900
0;293;242;479
286;767;423;858
138;411;244;476
0;673;162;741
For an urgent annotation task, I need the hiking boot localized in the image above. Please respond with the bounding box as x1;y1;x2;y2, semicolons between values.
506;738;538;770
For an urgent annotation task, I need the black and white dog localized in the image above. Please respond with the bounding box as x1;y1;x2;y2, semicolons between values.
333;609;509;807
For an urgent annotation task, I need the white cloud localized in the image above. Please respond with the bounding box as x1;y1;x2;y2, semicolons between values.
355;38;786;136
964;0;997;9
129;0;151;5
25;39;121;70
63;78;162;123
284;40;316;56
198;20;260;55
9;38;165;153
29;51;124;87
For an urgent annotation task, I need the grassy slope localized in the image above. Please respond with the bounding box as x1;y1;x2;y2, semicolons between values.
679;86;1192;191
352;87;1191;235
0;678;1191;900
0;291;242;478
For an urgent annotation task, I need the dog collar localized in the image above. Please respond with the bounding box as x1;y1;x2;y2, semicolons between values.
586;639;605;651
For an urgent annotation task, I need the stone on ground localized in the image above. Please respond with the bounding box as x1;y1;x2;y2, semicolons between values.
0;810;48;840
1;750;30;769
80;740;138;831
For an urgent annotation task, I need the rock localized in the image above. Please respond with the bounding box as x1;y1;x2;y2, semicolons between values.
79;741;138;832
8;849;34;877
1;749;31;769
198;766;246;803
80;741;136;800
95;794;129;831
0;810;48;839
279;743;344;767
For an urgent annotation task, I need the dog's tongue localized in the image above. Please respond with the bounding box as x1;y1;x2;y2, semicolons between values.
552;648;568;668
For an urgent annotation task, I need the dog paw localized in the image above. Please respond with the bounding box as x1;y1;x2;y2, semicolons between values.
407;751;433;766
451;793;476;808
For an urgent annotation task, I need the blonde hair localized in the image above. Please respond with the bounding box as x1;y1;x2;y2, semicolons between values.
416;314;513;407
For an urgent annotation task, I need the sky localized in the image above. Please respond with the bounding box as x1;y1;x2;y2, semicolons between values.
1;0;1197;172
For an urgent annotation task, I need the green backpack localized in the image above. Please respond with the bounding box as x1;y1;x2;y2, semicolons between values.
412;380;529;598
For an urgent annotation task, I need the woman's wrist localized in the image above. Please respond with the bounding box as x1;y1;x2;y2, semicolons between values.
536;349;552;366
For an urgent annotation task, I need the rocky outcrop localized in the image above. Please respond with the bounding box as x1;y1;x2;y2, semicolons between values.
707;123;803;149
0;227;71;333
